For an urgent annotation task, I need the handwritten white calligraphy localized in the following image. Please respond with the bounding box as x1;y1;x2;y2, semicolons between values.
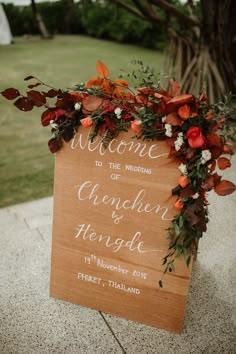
75;223;162;254
75;181;172;221
71;130;168;160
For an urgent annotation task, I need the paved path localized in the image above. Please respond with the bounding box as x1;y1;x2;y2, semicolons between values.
0;157;236;353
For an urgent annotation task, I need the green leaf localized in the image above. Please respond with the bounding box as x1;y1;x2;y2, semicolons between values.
186;255;191;267
159;280;163;288
183;248;190;265
179;215;184;228
170;260;175;271
176;246;183;257
174;222;181;236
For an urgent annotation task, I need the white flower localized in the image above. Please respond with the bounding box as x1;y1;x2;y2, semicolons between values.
74;102;81;111
162;116;166;123
192;192;199;199
50;120;58;129
114;107;122;119
174;132;184;151
165;123;172;137
178;163;188;175
200;149;212;164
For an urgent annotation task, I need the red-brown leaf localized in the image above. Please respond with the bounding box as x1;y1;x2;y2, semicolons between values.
199;92;208;102
96;60;109;78
207;131;223;149
1;88;21;100
113;78;128;87
165;112;182;126
168;147;177;157
28;83;41;89
24;75;35;81
14;97;34;111
82;95;103;113
43;89;59;98
41;108;67;126
48;138;62;153
41;110;54;126
86;76;103;88
54;92;74;108
154;89;171;102
169;79;180;95
210;146;223;159
179;184;196;198
185;202;201;226
202;175;214;191
185;148;195;160
217;157;231;170
166;94;193;112
202;173;222;191
27;90;46;107
165;137;175;147
210;160;216;172
214;180;236;196
213;172;222;186
223;143;234;155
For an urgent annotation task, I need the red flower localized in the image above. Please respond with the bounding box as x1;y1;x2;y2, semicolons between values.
131;119;142;134
186;126;205;148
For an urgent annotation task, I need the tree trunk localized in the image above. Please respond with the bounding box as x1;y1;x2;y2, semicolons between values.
168;0;236;102
31;0;51;39
113;0;236;102
64;0;75;34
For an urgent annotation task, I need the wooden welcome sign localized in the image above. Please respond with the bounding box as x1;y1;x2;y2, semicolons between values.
50;127;192;333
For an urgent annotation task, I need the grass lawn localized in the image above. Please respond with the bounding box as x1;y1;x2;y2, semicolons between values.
0;35;164;208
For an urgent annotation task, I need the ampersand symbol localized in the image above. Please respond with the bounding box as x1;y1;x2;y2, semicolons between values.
112;211;123;224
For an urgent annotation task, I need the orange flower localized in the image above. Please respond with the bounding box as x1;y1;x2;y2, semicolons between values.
178;176;189;188
174;198;184;210
131;119;142;134
178;104;190;119
206;109;214;120
80;116;93;128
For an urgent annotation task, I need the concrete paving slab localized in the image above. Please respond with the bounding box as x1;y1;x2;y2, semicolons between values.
0;201;123;354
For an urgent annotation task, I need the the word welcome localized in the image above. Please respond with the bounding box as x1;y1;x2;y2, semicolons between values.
71;130;168;160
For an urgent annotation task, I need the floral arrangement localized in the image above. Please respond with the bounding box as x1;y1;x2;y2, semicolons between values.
1;60;235;287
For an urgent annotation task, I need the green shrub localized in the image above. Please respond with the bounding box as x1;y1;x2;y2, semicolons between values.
3;0;167;50
80;2;167;49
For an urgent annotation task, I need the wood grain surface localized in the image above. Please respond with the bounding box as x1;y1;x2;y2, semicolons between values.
50;127;192;333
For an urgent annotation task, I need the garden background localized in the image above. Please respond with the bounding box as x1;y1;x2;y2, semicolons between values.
1;0;235;208
0;0;169;207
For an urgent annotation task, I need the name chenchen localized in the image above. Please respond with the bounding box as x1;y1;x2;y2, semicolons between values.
75;181;172;221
